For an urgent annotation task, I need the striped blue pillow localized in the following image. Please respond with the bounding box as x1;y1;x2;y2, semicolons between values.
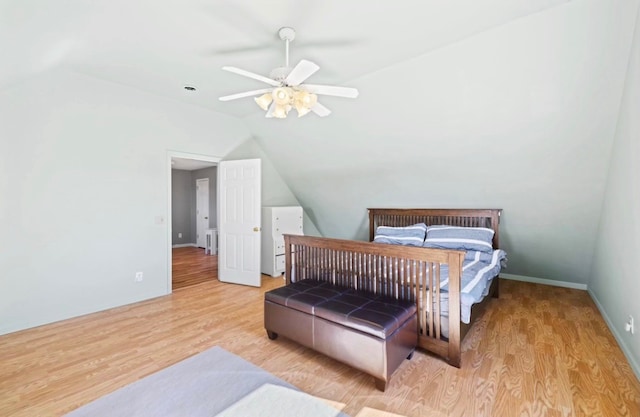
423;225;494;253
374;223;427;247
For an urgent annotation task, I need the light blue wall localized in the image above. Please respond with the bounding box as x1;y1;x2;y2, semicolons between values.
0;70;250;335
589;5;640;379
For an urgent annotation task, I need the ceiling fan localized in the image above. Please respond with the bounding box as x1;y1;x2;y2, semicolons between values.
218;27;359;118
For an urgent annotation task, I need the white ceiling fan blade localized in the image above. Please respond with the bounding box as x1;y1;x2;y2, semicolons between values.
301;84;359;98
265;101;277;118
222;66;281;87
219;88;273;102
311;102;331;117
285;59;320;86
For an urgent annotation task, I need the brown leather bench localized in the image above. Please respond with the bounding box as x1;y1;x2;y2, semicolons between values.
264;279;417;391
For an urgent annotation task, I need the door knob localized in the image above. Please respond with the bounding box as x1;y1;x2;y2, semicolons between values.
204;217;208;219
253;227;260;232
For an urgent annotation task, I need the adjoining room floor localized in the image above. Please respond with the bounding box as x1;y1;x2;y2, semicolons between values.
172;246;217;289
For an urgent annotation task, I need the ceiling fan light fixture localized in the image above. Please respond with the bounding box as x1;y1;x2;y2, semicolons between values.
254;93;273;111
272;104;288;118
219;27;358;119
293;90;317;117
272;87;293;106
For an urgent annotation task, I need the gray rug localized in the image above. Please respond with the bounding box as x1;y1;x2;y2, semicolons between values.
65;346;349;417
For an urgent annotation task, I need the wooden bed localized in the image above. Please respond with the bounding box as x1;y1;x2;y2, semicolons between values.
283;208;502;367
369;208;502;346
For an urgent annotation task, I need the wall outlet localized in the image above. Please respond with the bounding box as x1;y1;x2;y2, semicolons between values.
178;232;182;238
135;272;144;282
625;315;634;335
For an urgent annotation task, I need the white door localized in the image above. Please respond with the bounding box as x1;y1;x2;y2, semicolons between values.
218;159;261;287
196;178;209;248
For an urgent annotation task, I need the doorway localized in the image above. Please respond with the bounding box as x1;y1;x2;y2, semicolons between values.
168;151;220;291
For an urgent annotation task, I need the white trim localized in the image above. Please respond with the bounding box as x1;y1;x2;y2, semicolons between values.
167;150;221;294
588;289;640;382
500;273;588;290
169;150;222;162
172;243;197;248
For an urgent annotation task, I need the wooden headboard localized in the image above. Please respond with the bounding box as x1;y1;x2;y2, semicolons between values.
368;208;502;249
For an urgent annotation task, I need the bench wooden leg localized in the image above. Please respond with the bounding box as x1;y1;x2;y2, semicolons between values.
375;378;387;392
266;330;278;340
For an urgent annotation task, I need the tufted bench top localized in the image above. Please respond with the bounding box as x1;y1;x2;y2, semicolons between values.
265;279;417;339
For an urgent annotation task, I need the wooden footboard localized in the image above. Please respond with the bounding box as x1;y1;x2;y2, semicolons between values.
284;234;465;367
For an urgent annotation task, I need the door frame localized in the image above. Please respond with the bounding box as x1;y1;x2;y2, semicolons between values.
167;150;221;293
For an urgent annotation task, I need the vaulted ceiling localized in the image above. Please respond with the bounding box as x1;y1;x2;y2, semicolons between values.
2;0;639;284
2;0;570;114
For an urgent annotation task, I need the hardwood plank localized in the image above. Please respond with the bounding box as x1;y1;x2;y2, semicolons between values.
172;246;217;289
0;279;638;416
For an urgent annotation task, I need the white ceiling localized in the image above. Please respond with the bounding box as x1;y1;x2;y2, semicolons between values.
0;0;570;118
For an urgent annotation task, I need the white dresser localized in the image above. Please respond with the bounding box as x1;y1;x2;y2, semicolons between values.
261;206;303;277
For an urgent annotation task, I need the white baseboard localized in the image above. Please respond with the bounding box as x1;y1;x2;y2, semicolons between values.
500;273;588;290
588;289;640;382
172;243;197;248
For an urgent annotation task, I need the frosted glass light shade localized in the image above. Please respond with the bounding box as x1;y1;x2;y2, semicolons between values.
272;104;288;118
254;93;273;111
294;90;317;117
295;90;317;107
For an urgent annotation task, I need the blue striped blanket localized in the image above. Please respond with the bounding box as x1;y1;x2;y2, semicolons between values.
435;249;507;323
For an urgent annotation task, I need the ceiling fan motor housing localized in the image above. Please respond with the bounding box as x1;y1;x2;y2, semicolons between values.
269;66;292;83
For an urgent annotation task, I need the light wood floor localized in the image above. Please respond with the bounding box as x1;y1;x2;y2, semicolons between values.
172;246;217;289
1;277;639;416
